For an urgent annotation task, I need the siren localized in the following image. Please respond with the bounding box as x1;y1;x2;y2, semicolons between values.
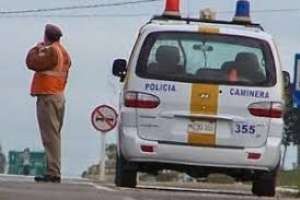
163;0;181;18
233;0;251;23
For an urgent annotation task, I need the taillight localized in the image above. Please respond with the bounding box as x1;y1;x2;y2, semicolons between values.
247;152;261;160
248;102;283;118
124;91;160;109
141;145;155;153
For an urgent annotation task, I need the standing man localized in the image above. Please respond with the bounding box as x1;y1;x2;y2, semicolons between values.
26;24;71;183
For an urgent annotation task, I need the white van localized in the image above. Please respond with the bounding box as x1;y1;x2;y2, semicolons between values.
112;8;290;197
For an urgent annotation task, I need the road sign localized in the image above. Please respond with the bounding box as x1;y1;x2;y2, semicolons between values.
294;54;300;108
91;105;118;133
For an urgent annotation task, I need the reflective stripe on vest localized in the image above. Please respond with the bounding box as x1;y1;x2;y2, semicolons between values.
30;42;70;95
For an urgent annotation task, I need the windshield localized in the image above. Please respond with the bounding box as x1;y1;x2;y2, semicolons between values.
136;32;276;86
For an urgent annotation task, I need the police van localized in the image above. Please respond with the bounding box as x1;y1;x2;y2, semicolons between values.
112;0;290;196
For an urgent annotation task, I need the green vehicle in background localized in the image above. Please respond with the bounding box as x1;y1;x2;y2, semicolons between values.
8;150;46;176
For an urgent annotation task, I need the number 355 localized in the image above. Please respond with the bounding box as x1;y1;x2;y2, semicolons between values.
234;123;256;135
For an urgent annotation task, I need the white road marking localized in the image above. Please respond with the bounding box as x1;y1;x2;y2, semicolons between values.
62;176;90;183
0;175;93;184
0;174;118;193
138;185;250;195
136;185;277;200
119;185;273;200
0;174;34;182
122;197;137;200
89;183;117;192
276;187;299;194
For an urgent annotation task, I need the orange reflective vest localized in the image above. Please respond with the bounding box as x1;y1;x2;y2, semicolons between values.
30;42;71;95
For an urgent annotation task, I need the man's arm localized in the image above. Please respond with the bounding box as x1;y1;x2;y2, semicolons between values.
26;45;58;72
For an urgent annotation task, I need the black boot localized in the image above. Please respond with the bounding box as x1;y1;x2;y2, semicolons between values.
34;175;61;183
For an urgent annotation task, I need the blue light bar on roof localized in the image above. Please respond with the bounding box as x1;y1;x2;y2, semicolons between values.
233;0;251;23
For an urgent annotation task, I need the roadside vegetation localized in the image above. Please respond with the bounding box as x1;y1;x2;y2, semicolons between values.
278;169;300;188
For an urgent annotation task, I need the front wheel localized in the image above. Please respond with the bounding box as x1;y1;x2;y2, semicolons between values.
252;171;277;197
115;153;137;188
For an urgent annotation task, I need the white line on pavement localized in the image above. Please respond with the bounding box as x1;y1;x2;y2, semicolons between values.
138;185;250;195
0;174;34;182
122;197;138;200
89;183;117;192
276;187;299;194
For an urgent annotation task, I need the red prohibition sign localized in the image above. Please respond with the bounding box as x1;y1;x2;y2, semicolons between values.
91;105;118;133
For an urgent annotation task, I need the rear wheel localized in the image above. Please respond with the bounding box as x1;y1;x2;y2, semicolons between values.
252;171;277;197
115;153;137;188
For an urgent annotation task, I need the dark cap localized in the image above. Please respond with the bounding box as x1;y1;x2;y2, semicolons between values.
44;24;63;42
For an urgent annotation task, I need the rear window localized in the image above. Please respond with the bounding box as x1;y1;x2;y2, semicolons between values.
136;32;276;86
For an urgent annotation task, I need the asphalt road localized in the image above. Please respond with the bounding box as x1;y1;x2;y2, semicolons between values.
0;175;296;200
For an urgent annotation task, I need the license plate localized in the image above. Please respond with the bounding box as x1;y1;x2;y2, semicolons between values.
188;120;216;135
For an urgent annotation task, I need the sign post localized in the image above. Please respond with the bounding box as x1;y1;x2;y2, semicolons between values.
99;133;106;181
91;105;118;181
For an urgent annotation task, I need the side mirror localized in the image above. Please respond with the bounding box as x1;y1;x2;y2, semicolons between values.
112;59;127;82
282;71;291;89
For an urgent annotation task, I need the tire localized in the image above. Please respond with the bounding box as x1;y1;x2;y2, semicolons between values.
252;172;277;197
115;153;137;188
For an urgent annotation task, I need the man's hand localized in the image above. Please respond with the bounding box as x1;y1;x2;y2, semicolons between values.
26;43;58;72
36;42;48;57
36;42;45;49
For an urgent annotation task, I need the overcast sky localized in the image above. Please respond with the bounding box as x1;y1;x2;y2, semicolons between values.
0;0;299;176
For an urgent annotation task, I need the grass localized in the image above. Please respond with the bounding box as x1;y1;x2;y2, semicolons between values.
278;169;300;189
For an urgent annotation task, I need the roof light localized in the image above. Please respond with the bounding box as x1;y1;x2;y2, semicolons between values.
163;0;181;18
233;0;251;23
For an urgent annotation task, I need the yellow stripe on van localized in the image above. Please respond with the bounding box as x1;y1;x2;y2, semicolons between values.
188;84;219;146
190;84;219;115
188;133;216;146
